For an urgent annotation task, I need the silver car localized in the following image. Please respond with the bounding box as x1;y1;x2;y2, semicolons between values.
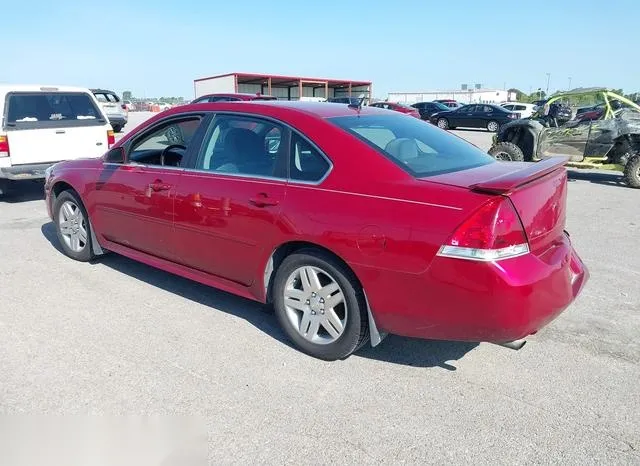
91;89;128;133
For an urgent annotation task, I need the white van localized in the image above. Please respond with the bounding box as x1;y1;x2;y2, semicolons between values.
0;85;114;195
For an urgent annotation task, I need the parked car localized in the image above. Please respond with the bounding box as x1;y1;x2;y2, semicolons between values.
434;99;463;109
44;101;588;360
488;88;640;188
123;100;136;112
155;102;173;111
192;93;277;103
411;101;451;120
501;102;536;119
328;97;363;105
0;84;114;196
369;102;420;118
430;104;521;131
91;89;128;133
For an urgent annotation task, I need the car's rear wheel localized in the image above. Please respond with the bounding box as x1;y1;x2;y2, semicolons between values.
623;153;640;188
54;190;95;262
437;118;449;130
487;120;500;132
488;142;525;162
273;250;369;360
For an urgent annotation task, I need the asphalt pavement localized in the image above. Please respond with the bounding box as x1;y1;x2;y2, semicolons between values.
1;113;639;465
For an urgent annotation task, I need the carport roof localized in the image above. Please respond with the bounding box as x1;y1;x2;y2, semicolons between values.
194;72;371;88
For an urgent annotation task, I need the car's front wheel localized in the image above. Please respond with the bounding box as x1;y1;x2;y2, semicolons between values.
437;118;449;130
273;250;369;360
53;190;95;262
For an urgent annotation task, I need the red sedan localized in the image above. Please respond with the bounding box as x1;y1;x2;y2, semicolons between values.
44;101;588;360
369;101;421;118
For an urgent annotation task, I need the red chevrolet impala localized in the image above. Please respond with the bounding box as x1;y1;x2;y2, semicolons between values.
44;101;588;360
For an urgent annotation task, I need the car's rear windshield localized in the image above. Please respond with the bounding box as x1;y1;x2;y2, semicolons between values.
4;92;105;129
329;114;495;177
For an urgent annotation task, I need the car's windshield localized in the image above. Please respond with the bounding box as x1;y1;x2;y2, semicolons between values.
329;114;495;177
433;102;450;111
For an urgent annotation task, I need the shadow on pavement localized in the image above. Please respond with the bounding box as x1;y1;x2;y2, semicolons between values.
1;180;45;203
567;169;627;188
41;221;477;369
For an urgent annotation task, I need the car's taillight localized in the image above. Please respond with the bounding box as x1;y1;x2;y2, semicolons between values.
0;135;9;157
121;104;127;110
507;113;520;119
107;130;115;148
437;197;529;261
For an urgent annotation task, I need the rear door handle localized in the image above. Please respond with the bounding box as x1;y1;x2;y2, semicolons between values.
149;180;171;192
249;193;279;207
55;130;66;134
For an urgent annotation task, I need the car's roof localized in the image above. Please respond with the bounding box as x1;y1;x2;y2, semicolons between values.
0;84;94;95
172;100;391;119
90;88;118;94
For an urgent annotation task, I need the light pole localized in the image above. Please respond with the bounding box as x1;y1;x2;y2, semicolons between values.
568;77;572;90
546;73;551;95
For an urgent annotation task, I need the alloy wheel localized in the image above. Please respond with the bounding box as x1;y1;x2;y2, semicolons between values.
283;266;347;345
58;200;88;252
487;121;499;132
493;151;512;161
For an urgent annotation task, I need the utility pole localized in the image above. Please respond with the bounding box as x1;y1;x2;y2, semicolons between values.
568;77;572;90
546;73;551;95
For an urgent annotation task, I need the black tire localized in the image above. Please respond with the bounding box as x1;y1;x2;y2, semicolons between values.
0;179;11;197
272;249;369;360
487;120;500;132
436;118;449;130
53;190;95;262
488;142;525;162
623;153;640;188
112;125;122;133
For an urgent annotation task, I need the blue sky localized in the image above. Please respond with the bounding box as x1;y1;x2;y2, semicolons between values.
2;0;639;99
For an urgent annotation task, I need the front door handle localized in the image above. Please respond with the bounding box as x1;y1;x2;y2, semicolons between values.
249;193;279;207
149;180;171;192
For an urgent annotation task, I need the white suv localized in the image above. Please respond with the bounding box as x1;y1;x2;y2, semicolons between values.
501;102;536;119
0;85;114;196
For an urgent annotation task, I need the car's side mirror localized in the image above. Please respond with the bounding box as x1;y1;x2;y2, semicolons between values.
104;147;126;164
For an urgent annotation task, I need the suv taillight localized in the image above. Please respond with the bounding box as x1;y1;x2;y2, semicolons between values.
121;104;127;110
107;130;115;148
437;197;529;261
0;135;9;157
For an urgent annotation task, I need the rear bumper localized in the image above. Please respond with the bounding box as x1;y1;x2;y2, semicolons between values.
107;115;127;126
364;233;589;343
0;162;54;180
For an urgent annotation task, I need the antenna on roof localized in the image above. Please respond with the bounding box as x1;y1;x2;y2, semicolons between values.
348;93;366;112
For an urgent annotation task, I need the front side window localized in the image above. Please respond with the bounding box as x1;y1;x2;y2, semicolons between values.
128;117;203;166
197;115;285;178
329;114;494;177
5;92;104;129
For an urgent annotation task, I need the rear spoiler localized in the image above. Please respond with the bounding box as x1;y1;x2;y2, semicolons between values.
470;156;569;194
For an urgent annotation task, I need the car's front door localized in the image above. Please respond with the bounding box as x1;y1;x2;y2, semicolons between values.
88;115;206;260
452;105;474;127
172;113;289;286
537;119;593;161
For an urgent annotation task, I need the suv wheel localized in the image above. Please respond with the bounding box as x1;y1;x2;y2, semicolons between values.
488;142;525;162
623;153;640;188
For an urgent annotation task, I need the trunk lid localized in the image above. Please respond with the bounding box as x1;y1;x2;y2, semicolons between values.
428;158;569;254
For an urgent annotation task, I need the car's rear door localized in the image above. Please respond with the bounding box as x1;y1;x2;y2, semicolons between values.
3;91;109;165
88;114;207;260
172;113;289;286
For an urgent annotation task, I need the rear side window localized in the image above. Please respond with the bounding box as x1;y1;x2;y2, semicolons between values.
289;135;331;182
94;92;120;103
5;92;104;129
329;114;494;177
